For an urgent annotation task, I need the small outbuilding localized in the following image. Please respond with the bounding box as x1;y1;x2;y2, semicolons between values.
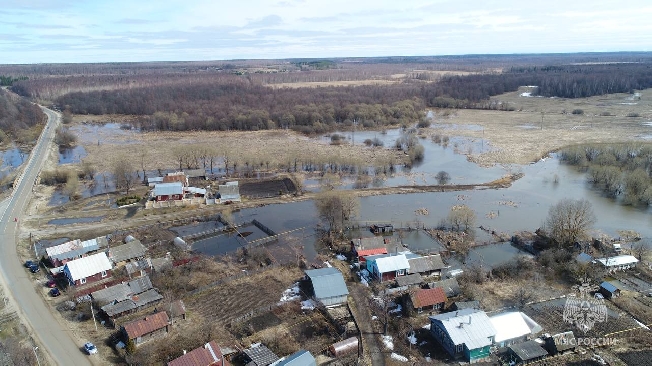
599;281;621;299
508;340;548;364
407;254;446;278
108;240;147;266
241;343;279;366
452;301;480;311
304;267;349;307
489;312;543;347
544;331;576;355
329;337;358;358
395;273;423;288
575;252;593;264
122;311;170;346
596;255;639;270
427;278;461;298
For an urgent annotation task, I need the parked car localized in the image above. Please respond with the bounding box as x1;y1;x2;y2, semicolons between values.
83;342;98;355
29;264;40;273
49;288;61;297
24;260;35;268
46;280;57;288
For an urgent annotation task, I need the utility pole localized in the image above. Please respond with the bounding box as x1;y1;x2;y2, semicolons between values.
541;112;544;130
91;302;98;331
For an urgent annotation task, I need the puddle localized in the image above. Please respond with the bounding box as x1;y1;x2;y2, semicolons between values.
59;145;87;164
642;122;652;127
0;145;28;179
47;216;104;225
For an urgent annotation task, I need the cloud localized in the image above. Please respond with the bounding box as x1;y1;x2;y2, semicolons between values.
116;18;157;25
246;15;283;28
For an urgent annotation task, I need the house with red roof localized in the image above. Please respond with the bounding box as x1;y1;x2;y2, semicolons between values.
122;311;170;346
167;340;230;366
408;287;447;314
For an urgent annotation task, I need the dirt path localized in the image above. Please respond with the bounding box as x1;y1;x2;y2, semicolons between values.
349;284;386;366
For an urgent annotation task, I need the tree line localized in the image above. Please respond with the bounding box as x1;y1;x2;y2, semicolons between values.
0;89;45;144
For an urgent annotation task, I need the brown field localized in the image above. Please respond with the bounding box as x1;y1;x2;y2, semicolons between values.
267;79;399;88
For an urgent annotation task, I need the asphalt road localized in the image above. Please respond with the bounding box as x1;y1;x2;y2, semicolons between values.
0;107;92;365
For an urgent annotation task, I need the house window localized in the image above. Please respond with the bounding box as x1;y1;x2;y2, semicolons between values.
456;344;463;353
80;278;86;284
101;270;107;278
417;307;423;313
397;269;405;276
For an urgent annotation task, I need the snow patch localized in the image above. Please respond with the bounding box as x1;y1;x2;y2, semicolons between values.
391;353;408;362
382;335;394;350
301;299;316;310
279;283;301;303
336;254;347;261
324;261;332;267
389;304;402;314
520;92;532;97
407;332;417;345
372;315;378;320
422;324;431;330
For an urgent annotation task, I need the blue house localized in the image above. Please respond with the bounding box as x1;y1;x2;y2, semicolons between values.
430;309;496;363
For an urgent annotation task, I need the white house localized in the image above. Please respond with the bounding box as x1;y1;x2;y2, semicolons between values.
63;252;113;286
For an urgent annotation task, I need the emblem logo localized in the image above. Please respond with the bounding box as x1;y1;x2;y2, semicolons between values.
562;280;608;333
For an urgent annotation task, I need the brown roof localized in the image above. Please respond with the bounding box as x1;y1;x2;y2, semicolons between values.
123;311;169;339
163;174;186;185
410;287;447;308
167;341;228;366
170;299;187;317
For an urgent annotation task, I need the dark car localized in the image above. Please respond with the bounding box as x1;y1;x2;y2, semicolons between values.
24;260;35;268
29;264;40;273
46;280;57;288
49;288;61;297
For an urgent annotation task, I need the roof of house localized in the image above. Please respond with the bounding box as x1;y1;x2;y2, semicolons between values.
152;256;173;272
408;255;445;274
396;273;423;287
91;283;132;306
600;281;620;293
46;238;101;262
109;240;146;263
274;350;316;366
576;252;593;263
154;182;184;196
375;254;410;273
596;255;639;267
305;267;349;300
168;340;226;366
428;278;461;297
509;340;548;361
410;288;447;308
64;252;112;281
453;301;480;310
429;309;496;349
163;173;187;185
243;344;279;366
547;331;576;352
490;312;543;343
184;169;207;178
125;258;153;276
357;248;388;258
351;237;385;250
170;299;187;318
102;289;163;317
123;311;169;339
186;187;207;195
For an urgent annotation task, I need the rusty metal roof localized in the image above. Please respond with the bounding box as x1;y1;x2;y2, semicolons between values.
123;311;169;339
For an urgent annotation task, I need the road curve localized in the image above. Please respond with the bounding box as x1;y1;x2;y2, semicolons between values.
0;107;91;365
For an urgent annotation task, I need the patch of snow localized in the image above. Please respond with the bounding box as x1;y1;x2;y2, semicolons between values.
517;125;538;130
372;315;378;320
324;261;332;268
301;299;316;310
336;254;347;261
422;324;431;330
407;332;417;345
620;102;638;105
382;335;394;350
279;282;301;303
642;122;652;126
520;92;532;97
634;318;650;329
389;304;402;314
391;353;408;362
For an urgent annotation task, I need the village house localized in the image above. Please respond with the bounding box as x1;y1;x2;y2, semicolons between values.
428;278;461;298
366;253;410;282
108;240;147;267
430;309;496;363
303;267;349;307
596;255;639;271
351;237;386;258
122;311;170;346
508;340;549;364
275;350;316;366
153;182;184;201
599;281;622;299
63;252;113;286
93;276;163;323
167;340;229;366
407;254;446;278
408;287;447;314
395;273;423;289
45;236;107;267
451;301;480;311
575;252;593;264
489;312;542;347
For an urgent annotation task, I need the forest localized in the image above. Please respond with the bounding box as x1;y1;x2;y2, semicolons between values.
0;89;45;144
4;54;652;134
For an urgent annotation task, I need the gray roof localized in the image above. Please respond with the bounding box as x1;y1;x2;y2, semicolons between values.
408;255;445;274
428;278;461;297
184;169;206;178
125;258;153;276
127;276;153;294
109;240;146;263
305;268;349;300
453;301;480;310
396;273;423;287
91;283;132;306
351;236;385;250
600;281;620;293
153;182;183;196
509;340;548;361
101;289;163;317
430;309;496;350
576;252;593;263
151;256;172;272
275;350;316;366
244;344;280;366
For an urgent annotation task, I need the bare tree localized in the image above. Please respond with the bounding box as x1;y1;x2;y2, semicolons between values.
435;170;451;185
514;287;534;309
314;190;359;239
113;157;136;194
545;198;596;247
633;242;650;261
64;170;79;200
448;205;476;231
81;160;96;180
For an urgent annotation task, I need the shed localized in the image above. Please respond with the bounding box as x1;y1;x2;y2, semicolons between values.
489;312;543;347
427;278;461;297
275;350;316;366
108;240;147;265
596;255;638;270
544;331;576;354
329;337;358;357
508;340;548;363
169;299;187;321
122;311;170;345
396;273;423;288
125;258;153;278
147;176;164;187
409;287;447;313
63;252;113;286
242;343;279;366
599;281;621;299
407;255;445;277
304;267;349;307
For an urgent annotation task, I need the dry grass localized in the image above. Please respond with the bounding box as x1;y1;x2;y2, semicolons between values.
429;87;652;166
267;79;398;88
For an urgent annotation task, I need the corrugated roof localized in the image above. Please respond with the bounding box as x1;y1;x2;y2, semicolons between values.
243;344;279;366
509;340;548;361
411;288;447;308
351;237;385;250
154;182;184;196
128;276;153;294
274;350;316;366
576;252;593;263
375;254;410;273
428;278;461;297
168;340;227;366
125;258;153;276
305;268;349;301
109;240;146;263
46;238;99;262
101;289;163;317
186;187;207;195
64;252;112;281
430;309;496;350
453;301;480;310
596;255;639;267
408;255;445;274
91;283;132;306
396;273;423;287
490;312;542;343
123;311;169;339
548;331;576;352
600;281;619;293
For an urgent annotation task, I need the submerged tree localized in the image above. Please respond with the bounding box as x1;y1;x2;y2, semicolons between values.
315;190;359;239
113;157;136;194
545;198;596;247
447;205;476;231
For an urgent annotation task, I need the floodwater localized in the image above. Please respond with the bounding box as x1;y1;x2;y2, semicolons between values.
48;172;118;206
0;145;27;179
59;145;87;164
71;123;140;145
191;223;270;256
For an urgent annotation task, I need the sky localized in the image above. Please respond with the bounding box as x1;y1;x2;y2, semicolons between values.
1;0;651;64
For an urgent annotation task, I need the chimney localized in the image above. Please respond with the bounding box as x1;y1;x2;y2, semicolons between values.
459;322;464;328
468;316;472;325
455;311;459;317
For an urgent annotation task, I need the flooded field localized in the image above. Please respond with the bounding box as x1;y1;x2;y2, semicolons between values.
191;224;270;256
59;145;87;164
0;145;27;179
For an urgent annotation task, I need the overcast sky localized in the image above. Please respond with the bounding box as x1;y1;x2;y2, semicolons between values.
1;0;651;64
